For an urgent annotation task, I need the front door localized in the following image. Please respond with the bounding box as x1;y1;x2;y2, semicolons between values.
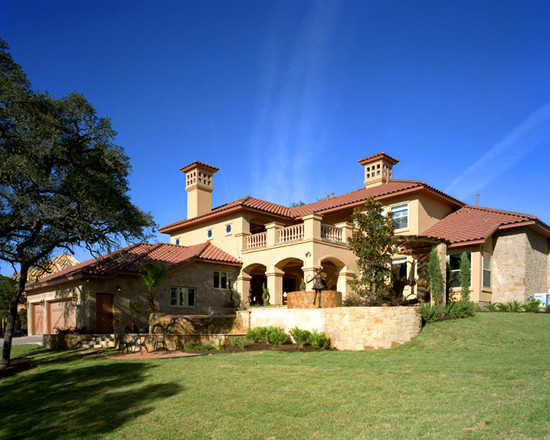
96;293;114;333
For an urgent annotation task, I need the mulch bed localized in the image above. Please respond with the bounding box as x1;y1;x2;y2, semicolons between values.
107;343;328;360
0;357;36;379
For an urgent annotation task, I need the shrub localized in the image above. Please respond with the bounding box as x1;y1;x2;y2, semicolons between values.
544;304;550;313
507;300;522;313
446;300;475;318
202;343;215;350
521;299;542;313
185;343;201;350
229;336;251;349
289;328;312;348
495;302;509;312
246;326;289;346
427;247;443;306
459;252;471;302
483;302;498;312
309;330;331;349
421;303;443;322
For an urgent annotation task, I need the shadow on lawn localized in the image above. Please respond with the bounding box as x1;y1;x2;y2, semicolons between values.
0;361;182;440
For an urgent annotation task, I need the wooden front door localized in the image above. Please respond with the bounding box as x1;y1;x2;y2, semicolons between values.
96;293;114;333
31;303;44;335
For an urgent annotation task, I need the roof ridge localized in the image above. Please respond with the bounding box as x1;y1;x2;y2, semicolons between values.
464;205;535;219
113;242;162;272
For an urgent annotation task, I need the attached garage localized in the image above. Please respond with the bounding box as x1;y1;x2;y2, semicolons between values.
31;303;45;335
47;299;76;334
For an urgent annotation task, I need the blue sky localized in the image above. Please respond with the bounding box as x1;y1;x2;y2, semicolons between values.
1;0;550;273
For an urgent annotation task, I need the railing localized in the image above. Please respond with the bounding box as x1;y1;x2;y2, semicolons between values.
246;232;266;249
321;224;343;243
279;224;304;243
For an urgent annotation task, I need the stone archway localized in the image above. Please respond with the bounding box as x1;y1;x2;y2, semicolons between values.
320;256;346;292
275;258;304;305
241;263;267;305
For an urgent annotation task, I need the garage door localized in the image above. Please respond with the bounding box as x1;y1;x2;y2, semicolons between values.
31;303;44;335
47;299;76;334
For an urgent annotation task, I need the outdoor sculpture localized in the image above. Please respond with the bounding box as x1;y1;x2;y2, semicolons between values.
306;268;328;308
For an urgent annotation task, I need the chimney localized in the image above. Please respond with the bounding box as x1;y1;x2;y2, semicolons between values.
180;161;219;219
358;153;399;188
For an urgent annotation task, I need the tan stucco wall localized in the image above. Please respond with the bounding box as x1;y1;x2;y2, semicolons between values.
237;305;422;350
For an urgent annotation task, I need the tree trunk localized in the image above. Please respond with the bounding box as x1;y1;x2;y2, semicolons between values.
1;266;28;369
148;291;155;313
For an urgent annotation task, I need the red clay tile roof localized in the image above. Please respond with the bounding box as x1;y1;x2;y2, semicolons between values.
159;180;464;233
180;161;219;174
422;206;550;246
358;152;399;166
26;242;240;290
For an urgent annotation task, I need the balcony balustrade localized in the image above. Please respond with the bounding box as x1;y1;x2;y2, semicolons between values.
321;224;343;243
244;223;346;250
245;232;266;249
279;224;304;243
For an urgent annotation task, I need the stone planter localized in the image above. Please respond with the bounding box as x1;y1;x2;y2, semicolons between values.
286;290;342;309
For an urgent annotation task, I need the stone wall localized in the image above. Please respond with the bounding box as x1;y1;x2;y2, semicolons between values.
286;291;342;309
236;306;422;350
492;228;550;303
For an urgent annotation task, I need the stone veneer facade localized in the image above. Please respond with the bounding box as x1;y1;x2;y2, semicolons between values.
237;306;422;350
492;228;549;303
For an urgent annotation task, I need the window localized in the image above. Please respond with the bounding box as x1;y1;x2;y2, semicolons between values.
449;252;471;288
381;204;409;230
392;257;408;280
213;271;230;289
483;251;491;288
207;229;213;239
391;204;408;230
170;287;196;307
225;224;232;234
175;238;180;246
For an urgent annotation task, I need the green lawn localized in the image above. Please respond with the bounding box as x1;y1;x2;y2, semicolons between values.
1;313;549;439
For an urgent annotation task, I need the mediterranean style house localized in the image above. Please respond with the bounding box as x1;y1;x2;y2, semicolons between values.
159;152;550;307
25;152;550;335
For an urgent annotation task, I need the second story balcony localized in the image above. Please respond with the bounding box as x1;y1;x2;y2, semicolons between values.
244;215;351;251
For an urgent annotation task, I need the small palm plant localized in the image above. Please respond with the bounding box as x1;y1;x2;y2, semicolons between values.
139;263;169;313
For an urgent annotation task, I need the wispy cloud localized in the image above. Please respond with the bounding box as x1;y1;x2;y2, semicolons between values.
445;102;550;200
249;2;339;205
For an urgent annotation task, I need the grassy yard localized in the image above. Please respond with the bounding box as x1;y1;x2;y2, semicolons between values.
1;313;549;440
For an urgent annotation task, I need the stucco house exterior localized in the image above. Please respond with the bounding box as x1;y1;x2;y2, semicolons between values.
159;153;550;307
25;152;550;335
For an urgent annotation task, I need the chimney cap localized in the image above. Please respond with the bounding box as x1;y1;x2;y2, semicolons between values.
358;152;399;166
180;161;219;174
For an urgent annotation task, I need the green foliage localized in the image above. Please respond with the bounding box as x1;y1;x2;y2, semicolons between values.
459;252;471;301
0;39;154;367
347;198;395;300
521;299;542;313
289;201;305;208
127;297;142;332
261;282;270;306
139;263;169;313
421;303;444;322
545;305;550;313
246;326;289;346
185;343;202;350
427;247;443;306
289;327;312;348
0;275;17;320
202;343;215;350
482;302;498;312
446;300;475;319
229;336;251;349
309;330;331;349
507;300;522;313
299;278;306;291
495;302;509;312
227;273;236;308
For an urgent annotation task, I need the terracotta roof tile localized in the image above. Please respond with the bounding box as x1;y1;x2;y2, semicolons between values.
422;206;548;245
180;161;219;174
27;242;240;289
358;152;399;166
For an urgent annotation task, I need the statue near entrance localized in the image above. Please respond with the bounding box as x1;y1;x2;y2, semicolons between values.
306;268;328;308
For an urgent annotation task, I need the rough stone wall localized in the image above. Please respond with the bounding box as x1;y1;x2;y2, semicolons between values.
492;228;549;303
236;306;422;350
286;291;342;309
492;231;528;303
525;230;549;296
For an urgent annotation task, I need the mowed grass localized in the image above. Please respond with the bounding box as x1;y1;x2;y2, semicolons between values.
1;313;549;440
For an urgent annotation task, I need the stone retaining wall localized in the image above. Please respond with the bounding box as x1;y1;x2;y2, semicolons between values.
237;306;422;350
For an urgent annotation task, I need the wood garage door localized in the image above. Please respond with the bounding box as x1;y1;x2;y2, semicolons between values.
96;293;114;333
47;299;76;334
31;303;44;335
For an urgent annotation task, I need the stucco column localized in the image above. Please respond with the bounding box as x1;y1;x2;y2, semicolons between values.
335;221;353;244
266;222;284;247
236;273;252;306
303;213;323;241
266;269;284;305
437;243;447;305
337;269;356;299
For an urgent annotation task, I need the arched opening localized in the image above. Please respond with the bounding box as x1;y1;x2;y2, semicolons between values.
275;258;304;304
243;263;267;305
320;257;345;291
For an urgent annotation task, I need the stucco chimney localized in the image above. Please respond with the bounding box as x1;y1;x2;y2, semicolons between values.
358;153;399;188
180;161;219;219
